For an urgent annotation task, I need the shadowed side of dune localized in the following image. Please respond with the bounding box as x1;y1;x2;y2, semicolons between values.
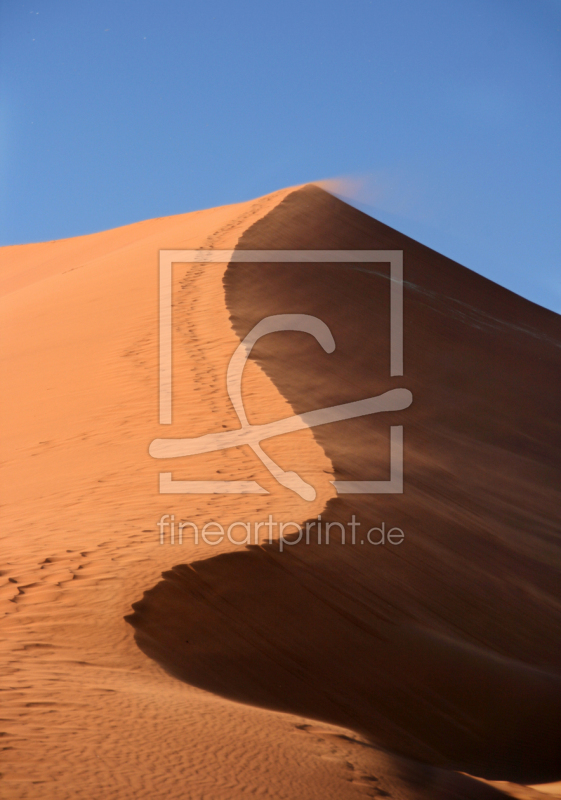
127;546;561;784
127;186;561;784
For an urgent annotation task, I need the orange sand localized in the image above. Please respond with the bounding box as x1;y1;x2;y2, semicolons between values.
1;186;560;799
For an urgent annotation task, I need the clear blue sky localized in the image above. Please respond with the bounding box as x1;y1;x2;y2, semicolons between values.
1;0;560;311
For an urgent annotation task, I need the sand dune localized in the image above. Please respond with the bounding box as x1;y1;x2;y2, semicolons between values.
2;185;560;798
127;188;561;784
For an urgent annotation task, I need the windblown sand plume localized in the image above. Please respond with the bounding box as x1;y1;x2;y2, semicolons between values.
1;185;560;799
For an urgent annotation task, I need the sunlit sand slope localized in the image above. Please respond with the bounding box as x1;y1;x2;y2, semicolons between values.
2;187;379;800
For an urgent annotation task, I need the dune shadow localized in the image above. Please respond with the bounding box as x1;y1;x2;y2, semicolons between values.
127;186;561;785
125;534;561;783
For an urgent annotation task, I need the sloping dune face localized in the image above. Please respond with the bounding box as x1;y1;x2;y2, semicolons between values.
5;188;377;800
128;186;561;783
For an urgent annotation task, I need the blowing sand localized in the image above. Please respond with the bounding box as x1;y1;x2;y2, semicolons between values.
1;185;560;799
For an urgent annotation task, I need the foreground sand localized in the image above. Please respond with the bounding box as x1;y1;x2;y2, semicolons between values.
1;186;560;798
